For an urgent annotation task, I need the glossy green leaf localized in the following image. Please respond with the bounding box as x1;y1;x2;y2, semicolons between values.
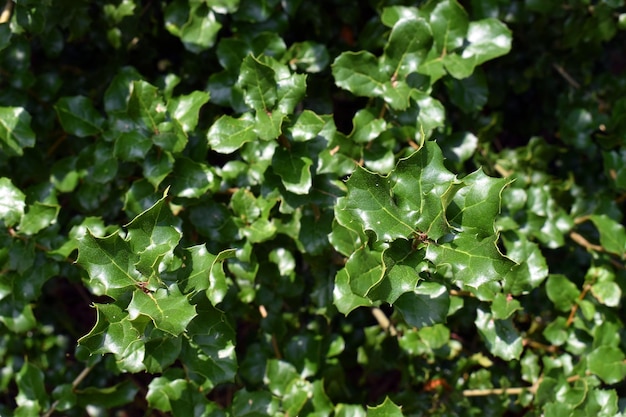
124;192;181;277
367;397;403;417
272;145;313;194
169;158;218;198
231;389;279;416
114;130;152;161
0;107;36;155
168;91;210;133
286;41;330;73
491;292;522;320
127;285;196;336
238;55;277;112
332;51;385;98
15;362;47;413
587;346;626;384
381;17;433;78
395;281;450;327
128;80;166;133
75;380;139;409
590;214;626;257
143;150;175;188
147;376;215;415
448;169;508;238
77;303;145;372
77;231;141;298
166;2;222;53
0;178;26;226
591;281;621;307
426;234;514;288
54;96;105;137
18;202;60;235
546;274;580;312
180;304;237;389
428;0;469;53
462;18;512;66
182;245;236;305
208;114;256;154
475;306;523;360
333;267;374;315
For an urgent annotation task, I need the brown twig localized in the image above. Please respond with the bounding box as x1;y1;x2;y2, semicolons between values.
569;231;604;252
371;307;397;336
42;365;94;417
259;305;282;359
553;63;581;89
0;0;12;24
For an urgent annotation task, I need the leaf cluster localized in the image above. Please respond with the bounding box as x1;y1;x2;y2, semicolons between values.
1;0;626;416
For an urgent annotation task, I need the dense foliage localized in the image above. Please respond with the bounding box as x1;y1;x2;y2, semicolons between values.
1;0;626;415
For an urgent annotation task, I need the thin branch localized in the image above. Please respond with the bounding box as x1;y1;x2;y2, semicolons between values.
463;386;532;396
566;283;591;327
553;63;580;89
569;231;604;252
372;307;397;336
42;365;94;417
0;0;13;24
259;305;282;359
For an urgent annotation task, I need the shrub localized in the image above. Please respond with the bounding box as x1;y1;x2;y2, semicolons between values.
1;0;626;416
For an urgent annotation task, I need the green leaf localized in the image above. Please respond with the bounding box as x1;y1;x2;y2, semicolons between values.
77;303;145;372
333;267;374;315
286;41;330;73
587;346;626;384
0;107;36;155
143;150;175;188
238;55;277;112
344;246;385;298
124;192;181;278
289;110;330;142
169;158;218;198
127;285;196;336
231;389;279;416
128;80;166;133
272;145;313;195
114;130;152;161
381;18;433;78
254;109;285;140
448;169;508;238
491;292;522;320
17;202;60;235
590;214;626;257
475;306;523;360
546;274;580;312
395;281;450;327
367;397;403;417
147;376;215;415
165;2;223;53
182;245;236;305
77;231;141;298
208;114;256;154
332;51;385;98
75;380;139;409
179;303;237;389
462;18;512;66
591;281;621;307
54;96;105;137
168;91;210;133
426;234;514;288
15;362;47;413
428;0;469;53
349;109;387;144
0;178;26;226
